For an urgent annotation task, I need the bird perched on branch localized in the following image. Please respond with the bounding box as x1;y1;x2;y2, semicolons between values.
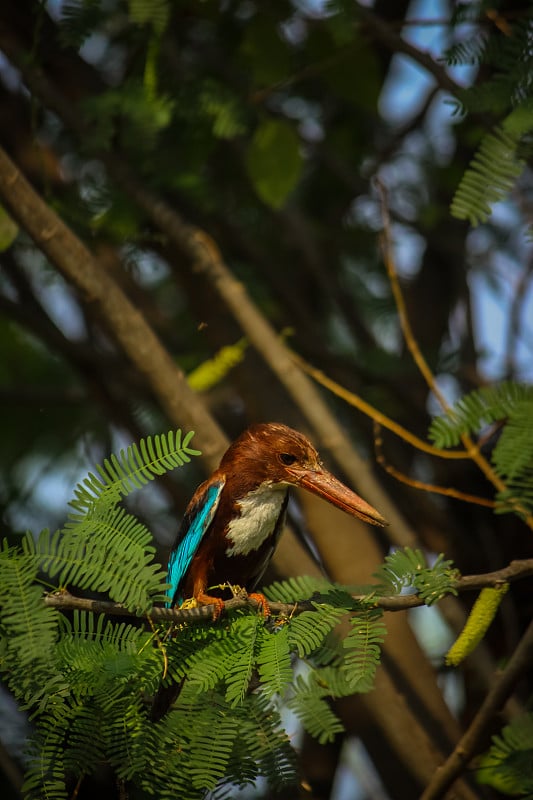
151;422;386;720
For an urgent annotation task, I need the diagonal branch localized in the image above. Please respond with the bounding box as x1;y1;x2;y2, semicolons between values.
292;351;471;460
374;423;495;508
0;144;228;470
0;27;419;549
356;4;461;97
420;615;533;800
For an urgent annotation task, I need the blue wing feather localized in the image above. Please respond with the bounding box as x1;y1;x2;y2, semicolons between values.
165;480;224;607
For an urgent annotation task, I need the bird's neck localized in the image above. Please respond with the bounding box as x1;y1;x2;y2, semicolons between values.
225;483;288;556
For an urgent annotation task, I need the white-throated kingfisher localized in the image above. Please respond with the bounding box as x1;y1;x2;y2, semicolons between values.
165;421;386;611
152;422;386;719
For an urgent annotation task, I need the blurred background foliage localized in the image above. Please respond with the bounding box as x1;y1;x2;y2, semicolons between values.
0;1;532;798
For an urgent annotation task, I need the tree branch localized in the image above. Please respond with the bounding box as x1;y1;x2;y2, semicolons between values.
420;615;533;800
42;558;533;620
356;4;461;97
292;351;471;461
0;144;228;470
0;28;421;550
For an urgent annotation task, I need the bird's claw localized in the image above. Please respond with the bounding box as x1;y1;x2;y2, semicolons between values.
196;593;225;620
248;592;271;617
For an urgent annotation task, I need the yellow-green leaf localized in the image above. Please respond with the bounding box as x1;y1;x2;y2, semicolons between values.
245;119;302;209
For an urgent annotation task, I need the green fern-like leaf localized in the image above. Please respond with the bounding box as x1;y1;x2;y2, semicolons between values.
450;123;526;226
19;429;201;613
24;511;167;612
429;383;533;515
342;608;386;692
224;616;262;706
180;631;240;698
477;713;533;795
198;83;247;141
188;701;240;790
256;624;293;696
448;15;533;227
492;397;533;479
374;547;458;604
447;16;533;115
264;574;334;602
23;715;69;800
0;542;60;698
429;382;531;448
59;0;104;47
71;429;200;513
287;673;344;744
230;692;297;791
444;30;489;67
288;606;345;657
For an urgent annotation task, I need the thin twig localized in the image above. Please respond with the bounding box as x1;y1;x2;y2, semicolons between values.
374;423;495;509
292;351;471;460
356;4;461;96
376;180;533;531
420;616;533;800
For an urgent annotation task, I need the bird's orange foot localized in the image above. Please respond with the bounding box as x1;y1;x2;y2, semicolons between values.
248;592;271;617
197;593;225;620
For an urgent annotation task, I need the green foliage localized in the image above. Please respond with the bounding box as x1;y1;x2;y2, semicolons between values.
343;607;387;692
429;382;533;515
18;429;202;613
245;118;303;208
374;547;459;605
0;429;482;798
288;673;344;744
477;713;533;796
82;80;174;152
72;428;200;511
199;82;248;140
0;541;60;701
450;118;527;226
447;15;533;225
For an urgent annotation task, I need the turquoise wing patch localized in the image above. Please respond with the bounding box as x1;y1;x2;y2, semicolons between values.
166;480;224;607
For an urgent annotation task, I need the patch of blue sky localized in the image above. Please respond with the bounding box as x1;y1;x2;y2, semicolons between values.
27;264;87;340
470;266;533;382
379;0;477;126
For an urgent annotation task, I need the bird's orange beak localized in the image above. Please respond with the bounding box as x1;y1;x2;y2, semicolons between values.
289;466;388;527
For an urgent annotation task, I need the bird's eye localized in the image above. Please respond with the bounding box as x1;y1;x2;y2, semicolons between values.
279;453;297;466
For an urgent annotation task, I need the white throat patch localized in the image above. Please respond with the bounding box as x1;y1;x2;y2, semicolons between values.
225;484;287;556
